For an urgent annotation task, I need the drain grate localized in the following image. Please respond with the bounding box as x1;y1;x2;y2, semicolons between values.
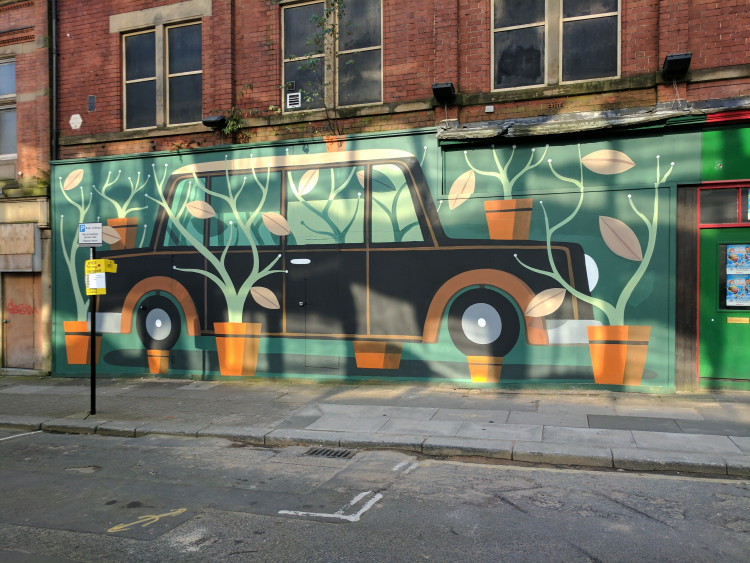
304;447;356;459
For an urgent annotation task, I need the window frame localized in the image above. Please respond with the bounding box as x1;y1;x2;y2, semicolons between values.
122;21;203;130
0;58;17;181
491;0;621;92
281;0;383;113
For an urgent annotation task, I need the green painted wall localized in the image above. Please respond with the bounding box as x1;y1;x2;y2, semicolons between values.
51;128;701;390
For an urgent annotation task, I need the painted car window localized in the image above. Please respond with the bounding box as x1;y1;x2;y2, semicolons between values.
208;172;282;248
286;165;364;245
163;178;205;247
370;164;423;243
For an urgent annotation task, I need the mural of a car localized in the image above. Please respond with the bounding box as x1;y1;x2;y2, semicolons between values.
95;149;599;380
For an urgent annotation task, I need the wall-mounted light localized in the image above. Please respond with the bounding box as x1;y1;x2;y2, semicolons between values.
662;53;692;81
202;115;227;131
432;82;456;105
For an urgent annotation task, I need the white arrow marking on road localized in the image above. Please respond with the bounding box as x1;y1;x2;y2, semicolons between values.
279;491;383;522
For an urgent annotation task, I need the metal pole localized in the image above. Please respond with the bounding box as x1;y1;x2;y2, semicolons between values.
90;247;96;415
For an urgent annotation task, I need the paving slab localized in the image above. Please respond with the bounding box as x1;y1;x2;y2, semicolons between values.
0;415;49;430
725;457;750;477
676;419;750;437
264;428;342;447
133;421;208;438
378;418;461;437
729;436;750;454
41;417;110;434
96;420;140;437
318;403;438;420
542;426;635;446
631;430;745;456
588;414;682;433
338;432;424;452
612;448;727;474
306;414;389;433
430;408;510;423
457;421;543;442
512;442;613;468
508;411;589;428
613;405;704;420
422;436;513;459
197;425;269;445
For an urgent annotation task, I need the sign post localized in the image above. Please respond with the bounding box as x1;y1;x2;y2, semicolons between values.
79;223;104;415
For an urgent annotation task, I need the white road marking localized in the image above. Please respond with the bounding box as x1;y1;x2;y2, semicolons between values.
279;490;384;522
403;462;419;474
0;430;42;442
392;461;408;471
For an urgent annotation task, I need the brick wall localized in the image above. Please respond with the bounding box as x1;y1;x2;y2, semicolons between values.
0;0;50;187
55;0;750;159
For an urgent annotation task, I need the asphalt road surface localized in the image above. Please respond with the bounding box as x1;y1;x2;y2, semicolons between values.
1;429;749;562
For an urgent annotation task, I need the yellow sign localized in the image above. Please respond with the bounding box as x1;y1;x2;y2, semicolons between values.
84;259;116;295
727;317;750;324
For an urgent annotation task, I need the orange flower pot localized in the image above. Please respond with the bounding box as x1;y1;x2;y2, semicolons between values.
214;322;261;376
107;217;139;249
323;135;347;152
484;198;534;240
147;349;170;374
467;356;503;383
587;325;651;386
63;320;101;365
353;341;402;369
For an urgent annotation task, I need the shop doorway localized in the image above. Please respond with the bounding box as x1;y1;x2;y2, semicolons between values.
2;272;41;369
698;185;750;389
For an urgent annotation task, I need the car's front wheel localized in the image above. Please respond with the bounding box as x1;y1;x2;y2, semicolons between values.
447;288;520;357
136;294;182;351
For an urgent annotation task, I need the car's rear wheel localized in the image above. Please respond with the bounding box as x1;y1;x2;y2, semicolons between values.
136;294;182;351
447;288;520;357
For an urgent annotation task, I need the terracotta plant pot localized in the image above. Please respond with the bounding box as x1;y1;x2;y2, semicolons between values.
467;356;503;383
353;341;402;369
214;322;261;376
63;320;101;365
323;135;346;152
147;349;170;374
587;325;651;386
107;217;139;249
484;198;534;240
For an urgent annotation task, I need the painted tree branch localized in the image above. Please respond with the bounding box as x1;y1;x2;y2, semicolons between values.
463;144;549;200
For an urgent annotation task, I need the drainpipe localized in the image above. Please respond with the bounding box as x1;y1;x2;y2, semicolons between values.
50;0;57;161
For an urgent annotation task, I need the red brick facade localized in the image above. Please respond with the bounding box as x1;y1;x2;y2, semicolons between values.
55;0;750;158
0;0;50;189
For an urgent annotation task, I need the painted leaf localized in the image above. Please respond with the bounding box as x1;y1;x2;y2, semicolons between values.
298;169;319;196
63;169;84;191
599;216;643;261
581;150;635;175
448;170;475;210
356;170;365;188
101;225;122;245
525;288;567;317
251;286;280;309
186;200;216;219
262;212;291;236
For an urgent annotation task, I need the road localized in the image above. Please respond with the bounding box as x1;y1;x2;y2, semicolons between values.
1;429;749;562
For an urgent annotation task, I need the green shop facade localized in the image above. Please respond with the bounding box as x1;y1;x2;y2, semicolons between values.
49;117;750;392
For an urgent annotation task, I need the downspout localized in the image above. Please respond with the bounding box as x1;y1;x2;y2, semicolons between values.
51;0;57;161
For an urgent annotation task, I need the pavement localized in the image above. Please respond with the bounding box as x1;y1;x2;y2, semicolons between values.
1;373;750;477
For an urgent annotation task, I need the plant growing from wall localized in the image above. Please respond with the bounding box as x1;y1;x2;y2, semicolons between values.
146;161;288;323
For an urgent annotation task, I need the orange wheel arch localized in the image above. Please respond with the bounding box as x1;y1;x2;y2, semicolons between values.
422;269;548;346
119;276;201;336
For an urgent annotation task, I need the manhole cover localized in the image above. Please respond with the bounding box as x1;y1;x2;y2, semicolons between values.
303;447;356;459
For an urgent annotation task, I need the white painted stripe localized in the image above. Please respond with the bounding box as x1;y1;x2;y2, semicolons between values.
403;463;419;474
392;461;408;471
279;491;383;523
0;430;42;442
